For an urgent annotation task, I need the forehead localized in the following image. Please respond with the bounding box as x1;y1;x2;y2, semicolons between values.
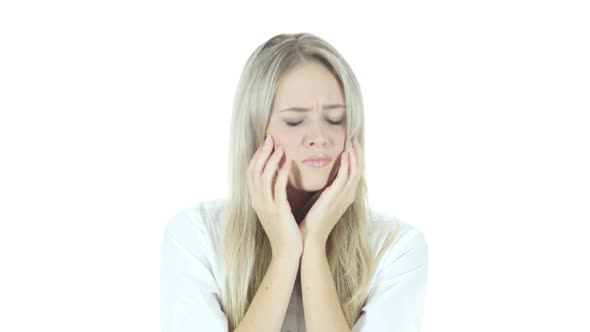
273;61;344;110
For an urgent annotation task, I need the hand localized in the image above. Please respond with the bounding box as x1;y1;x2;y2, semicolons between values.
247;134;303;259
298;137;364;246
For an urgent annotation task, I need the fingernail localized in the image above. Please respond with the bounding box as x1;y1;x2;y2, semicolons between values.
265;134;271;145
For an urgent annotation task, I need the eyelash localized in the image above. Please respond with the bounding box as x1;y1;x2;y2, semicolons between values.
286;120;343;127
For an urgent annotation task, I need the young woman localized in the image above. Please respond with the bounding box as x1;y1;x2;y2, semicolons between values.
160;32;429;332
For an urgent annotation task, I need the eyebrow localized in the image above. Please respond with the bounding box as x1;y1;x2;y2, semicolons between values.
280;104;346;112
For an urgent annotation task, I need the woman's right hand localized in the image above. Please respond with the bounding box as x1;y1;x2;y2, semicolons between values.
247;134;303;259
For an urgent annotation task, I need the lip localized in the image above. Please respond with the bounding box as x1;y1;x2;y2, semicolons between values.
302;155;332;168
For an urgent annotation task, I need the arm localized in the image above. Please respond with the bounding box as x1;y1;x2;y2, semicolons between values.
300;226;429;332
235;253;301;332
300;240;351;332
161;217;300;332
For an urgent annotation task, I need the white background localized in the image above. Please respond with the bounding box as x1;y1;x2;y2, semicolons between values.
1;1;589;331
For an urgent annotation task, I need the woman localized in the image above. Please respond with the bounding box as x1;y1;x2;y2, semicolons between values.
160;32;428;332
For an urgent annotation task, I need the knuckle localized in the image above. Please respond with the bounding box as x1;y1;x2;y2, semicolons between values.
271;149;283;161
261;171;271;183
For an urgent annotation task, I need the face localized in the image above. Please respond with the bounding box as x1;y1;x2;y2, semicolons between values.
266;60;347;192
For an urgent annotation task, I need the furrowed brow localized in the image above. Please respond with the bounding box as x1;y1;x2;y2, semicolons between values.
280;104;346;112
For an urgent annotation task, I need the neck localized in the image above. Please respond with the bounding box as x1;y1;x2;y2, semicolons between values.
286;184;319;223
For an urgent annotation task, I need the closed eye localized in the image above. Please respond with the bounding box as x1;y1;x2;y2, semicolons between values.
286;120;343;127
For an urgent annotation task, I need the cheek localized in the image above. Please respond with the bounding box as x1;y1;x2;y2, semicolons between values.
269;131;296;149
266;133;295;159
266;125;288;146
281;145;297;162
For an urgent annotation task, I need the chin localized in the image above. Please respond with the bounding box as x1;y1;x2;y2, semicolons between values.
295;183;327;192
287;177;324;191
288;162;340;192
290;173;338;192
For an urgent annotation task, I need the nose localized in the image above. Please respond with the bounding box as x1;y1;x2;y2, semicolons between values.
306;116;328;147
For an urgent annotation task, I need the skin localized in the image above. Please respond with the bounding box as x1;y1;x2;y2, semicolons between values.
265;60;348;224
263;60;365;331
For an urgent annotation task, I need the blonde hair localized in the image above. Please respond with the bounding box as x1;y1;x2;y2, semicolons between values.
220;32;400;331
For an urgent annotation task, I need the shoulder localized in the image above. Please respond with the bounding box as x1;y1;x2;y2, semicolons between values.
367;208;428;269
165;197;227;232
351;210;429;331
163;197;228;254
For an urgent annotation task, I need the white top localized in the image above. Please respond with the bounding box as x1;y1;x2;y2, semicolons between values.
160;198;428;332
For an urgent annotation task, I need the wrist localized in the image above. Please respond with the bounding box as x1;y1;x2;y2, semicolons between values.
272;249;302;263
303;238;327;255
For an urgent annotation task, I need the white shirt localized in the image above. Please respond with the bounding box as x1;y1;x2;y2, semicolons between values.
160;198;428;332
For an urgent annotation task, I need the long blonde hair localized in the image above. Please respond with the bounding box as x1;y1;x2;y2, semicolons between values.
220;32;399;331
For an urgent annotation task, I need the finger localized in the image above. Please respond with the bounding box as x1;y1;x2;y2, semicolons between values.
252;135;274;177
350;139;360;180
348;143;359;186
261;145;284;201
344;138;351;152
333;149;350;188
275;157;291;202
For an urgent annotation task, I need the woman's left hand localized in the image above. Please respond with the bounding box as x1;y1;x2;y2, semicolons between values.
298;137;364;246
